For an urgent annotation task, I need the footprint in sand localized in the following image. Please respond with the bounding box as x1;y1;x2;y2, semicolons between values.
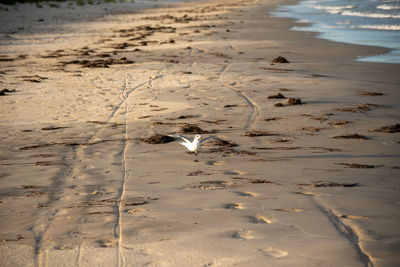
127;208;146;214
235;170;250;175
232;229;254;240
224;171;240;175
340;214;368;219
274;208;303;212
294;191;315;196
224;170;250;176
96;239;116;248
206;160;225;166
54;244;73;250
224;203;244;209
249;214;272;224
235;191;259;197
260;247;288;258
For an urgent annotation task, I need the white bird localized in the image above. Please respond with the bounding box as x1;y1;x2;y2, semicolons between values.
176;134;215;162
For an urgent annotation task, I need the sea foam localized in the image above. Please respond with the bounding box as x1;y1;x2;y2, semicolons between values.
377;4;400;10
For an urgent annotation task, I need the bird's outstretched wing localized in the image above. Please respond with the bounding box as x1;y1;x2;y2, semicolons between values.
174;134;192;144
200;135;217;144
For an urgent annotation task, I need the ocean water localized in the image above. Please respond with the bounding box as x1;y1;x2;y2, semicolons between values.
271;0;400;64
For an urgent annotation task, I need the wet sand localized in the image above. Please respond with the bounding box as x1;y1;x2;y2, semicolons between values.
0;0;399;266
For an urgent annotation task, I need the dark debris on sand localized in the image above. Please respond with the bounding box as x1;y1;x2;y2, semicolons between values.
187;170;206;176
329;120;352;127
180;124;209;134
141;134;175;144
313;182;359;188
297;182;360;188
20;75;48;83
264;117;282;121
203;138;256;156
274;98;302;107
336;103;378;113
336;163;382;169
372;123;400;133
244;130;280;137
357;91;384;96
166;115;200;120
61;58;133;68
124;196;158;206
183;180;240;190
209;139;238;147
232;177;278;185
268;93;286;99
223;104;239;108
272;56;290;63
0;89;16;96
41;126;68;131
0;56;15;62
288;98;302;105
333;133;370;140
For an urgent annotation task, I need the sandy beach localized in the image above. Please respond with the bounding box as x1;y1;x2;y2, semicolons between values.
0;0;399;266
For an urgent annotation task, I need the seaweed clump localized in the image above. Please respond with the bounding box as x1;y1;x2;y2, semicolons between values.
180;124;208;134
272;56;290;63
268;93;286;99
333;133;369;140
210;139;238;147
142;134;175;144
0;89;16;96
244;131;279;137
288;98;302;105
372;123;400;133
274;98;302;107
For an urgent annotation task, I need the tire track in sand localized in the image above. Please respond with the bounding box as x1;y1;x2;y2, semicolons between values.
149;68;164;100
108;70;164;120
217;63;260;130
75;69;164;266
234;90;259;130
306;195;374;267
321;205;374;267
113;68;164;266
32;69;164;267
114;73;130;267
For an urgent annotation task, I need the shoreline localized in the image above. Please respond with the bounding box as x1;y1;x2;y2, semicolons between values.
1;0;399;266
0;0;396;66
270;0;400;65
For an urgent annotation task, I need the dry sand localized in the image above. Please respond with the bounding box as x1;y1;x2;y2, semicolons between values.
0;0;399;266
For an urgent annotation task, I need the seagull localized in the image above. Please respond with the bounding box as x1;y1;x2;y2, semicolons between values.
176;134;215;162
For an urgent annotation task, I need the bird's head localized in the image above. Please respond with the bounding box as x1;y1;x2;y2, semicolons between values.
195;134;202;140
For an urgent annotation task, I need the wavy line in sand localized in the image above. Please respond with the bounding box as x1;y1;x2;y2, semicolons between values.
234;90;259;130
108;71;164;121
33;70;159;266
216;63;260;130
114;73;131;267
314;200;374;267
